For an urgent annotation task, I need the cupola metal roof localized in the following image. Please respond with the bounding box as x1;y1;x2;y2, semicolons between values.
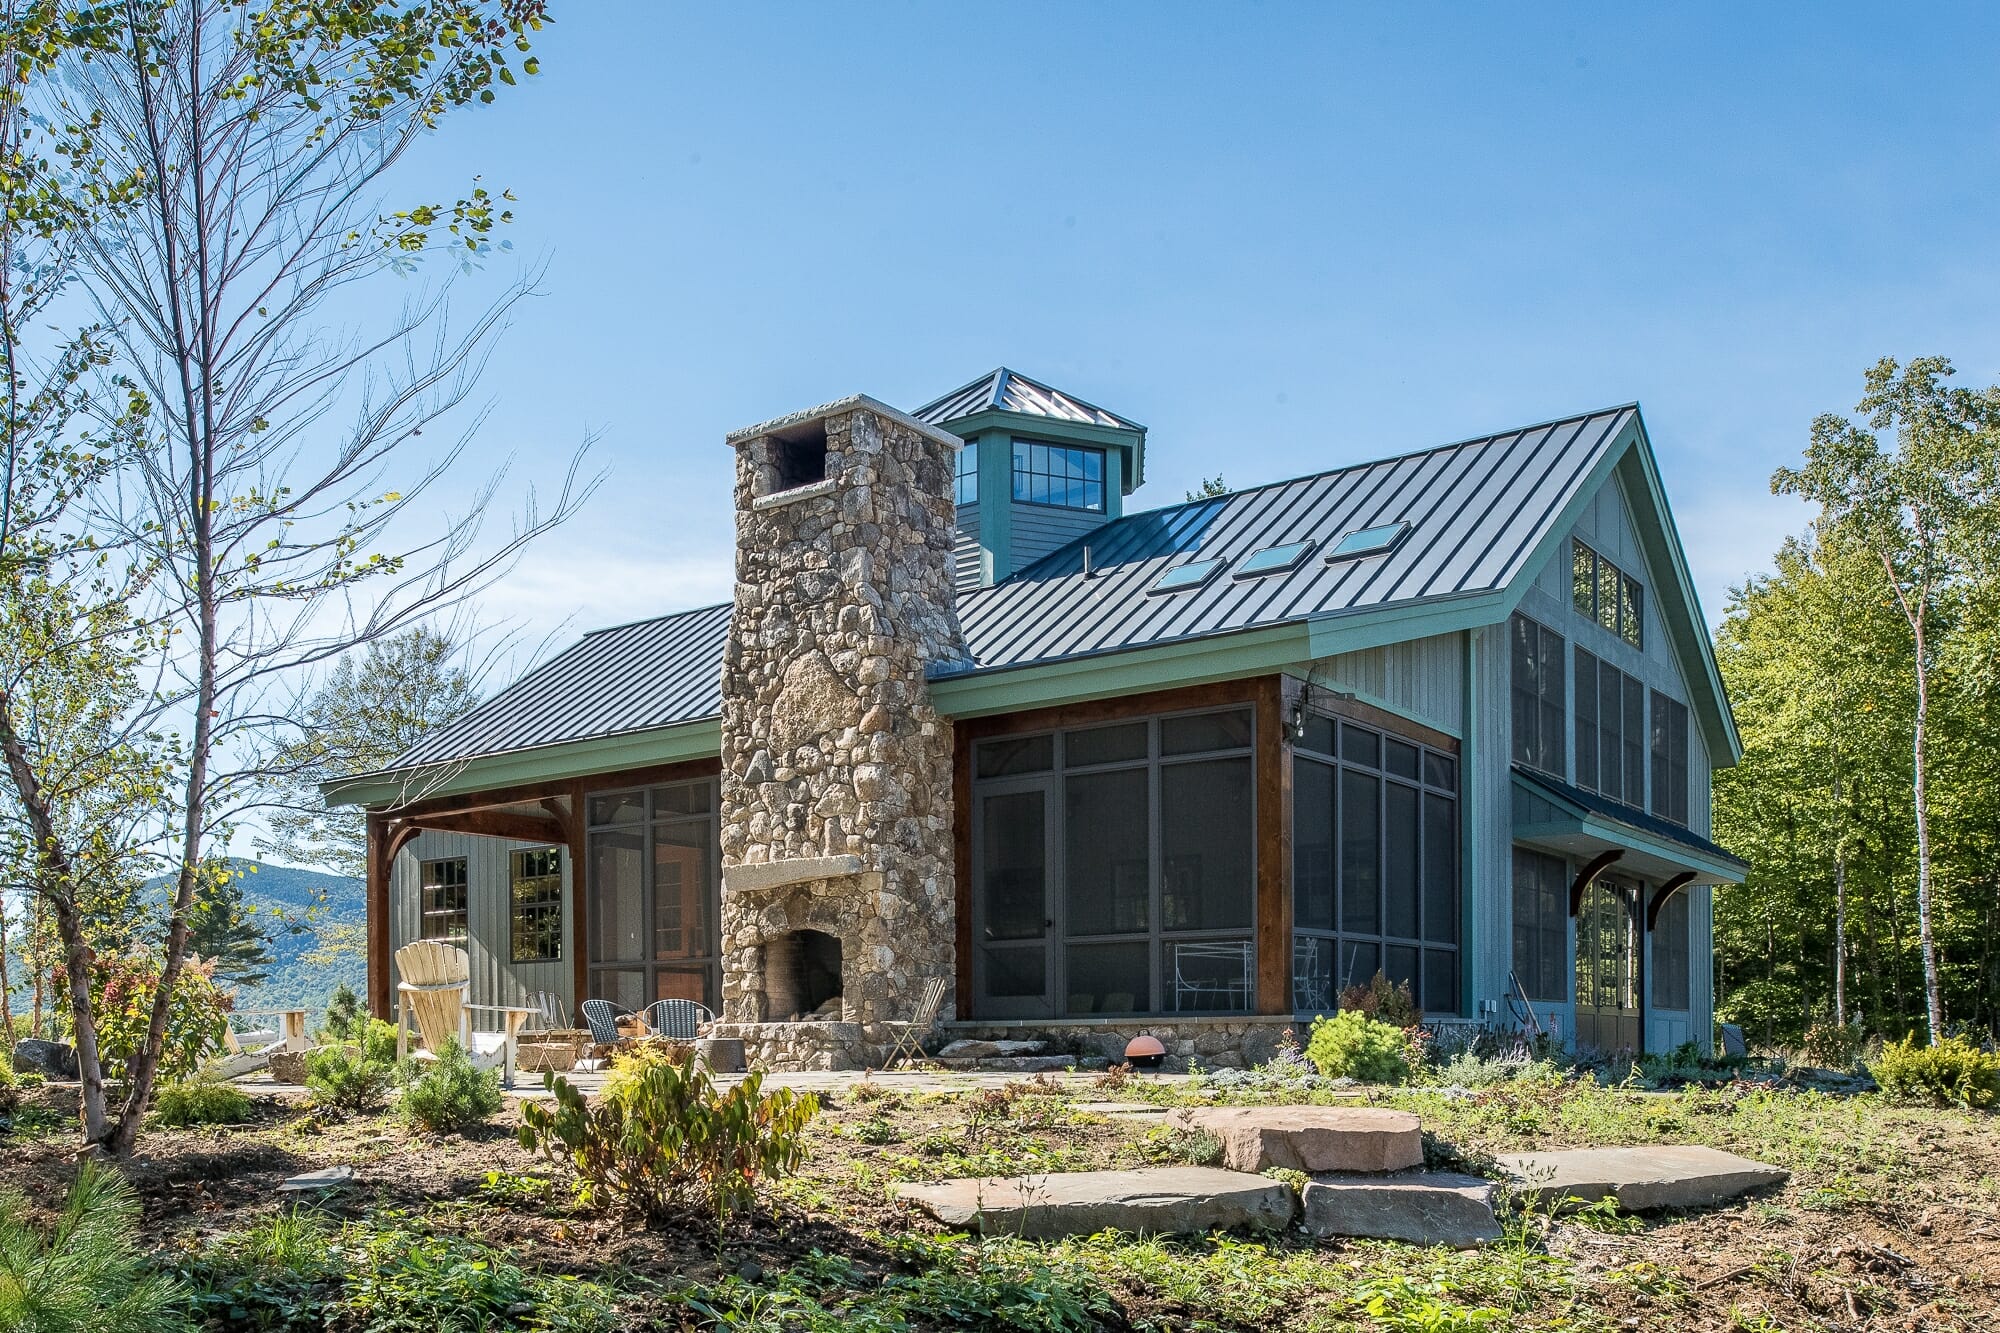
912;367;1146;434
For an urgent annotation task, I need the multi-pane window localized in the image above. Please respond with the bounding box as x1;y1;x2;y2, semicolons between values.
1011;439;1106;511
955;441;978;504
1510;614;1566;775
1293;716;1459;1016
419;857;468;941
586;779;720;1009
1511;848;1568;1003
510;847;564;963
1575;649;1646;806
969;707;1255;1018
1650;691;1691;826
1572;541;1643;648
1653;887;1691;1010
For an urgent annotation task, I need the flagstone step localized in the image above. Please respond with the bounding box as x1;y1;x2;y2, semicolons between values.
1167;1105;1424;1174
1496;1145;1788;1211
930;1054;1074;1073
1300;1171;1501;1248
893;1166;1297;1239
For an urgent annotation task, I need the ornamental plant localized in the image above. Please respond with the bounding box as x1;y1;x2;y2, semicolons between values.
397;1040;502;1135
303;1019;400;1113
1871;1033;2000;1110
55;951;231;1085
519;1051;819;1229
1305;1009;1415;1085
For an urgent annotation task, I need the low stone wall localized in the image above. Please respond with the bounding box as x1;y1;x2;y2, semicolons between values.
709;1020;897;1072
943;1017;1300;1072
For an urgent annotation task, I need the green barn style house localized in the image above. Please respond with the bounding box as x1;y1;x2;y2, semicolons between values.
330;371;1745;1069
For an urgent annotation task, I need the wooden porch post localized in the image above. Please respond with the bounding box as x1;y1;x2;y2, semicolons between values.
1255;676;1295;1016
566;783;589;1013
365;812;391;1018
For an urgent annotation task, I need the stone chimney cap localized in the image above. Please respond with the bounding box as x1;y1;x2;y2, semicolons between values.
725;393;966;453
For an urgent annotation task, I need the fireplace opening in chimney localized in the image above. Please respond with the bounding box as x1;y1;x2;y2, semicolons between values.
767;423;828;492
764;929;843;1021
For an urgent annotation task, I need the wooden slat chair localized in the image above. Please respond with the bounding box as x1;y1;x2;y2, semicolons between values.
643;998;715;1041
883;978;949;1070
393;940;534;1089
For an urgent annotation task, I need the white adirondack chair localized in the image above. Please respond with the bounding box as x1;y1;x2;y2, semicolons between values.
393;940;534;1089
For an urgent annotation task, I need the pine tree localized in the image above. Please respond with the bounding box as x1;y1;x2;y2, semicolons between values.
187;867;276;991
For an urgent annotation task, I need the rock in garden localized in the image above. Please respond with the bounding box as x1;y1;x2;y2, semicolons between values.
1300;1171;1501;1247
934;1038;1049;1060
277;1165;356;1193
11;1039;77;1079
1167;1105;1423;1174
892;1166;1296;1239
1496;1145;1788;1211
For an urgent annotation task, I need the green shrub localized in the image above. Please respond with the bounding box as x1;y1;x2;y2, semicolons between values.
152;1080;256;1127
321;983;362;1041
0;1162;186;1332
397;1040;503;1134
1335;970;1423;1028
303;1019;399;1112
55;950;232;1084
519;1052;818;1228
598;1038;696;1105
1871;1033;2000;1109
1305;1010;1414;1084
0;1061;18;1115
1801;1020;1864;1071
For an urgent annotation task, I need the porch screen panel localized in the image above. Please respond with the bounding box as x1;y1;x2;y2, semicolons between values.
1293;714;1458;1014
585;778;720;1009
1653;888;1691;1010
1510;847;1568;1004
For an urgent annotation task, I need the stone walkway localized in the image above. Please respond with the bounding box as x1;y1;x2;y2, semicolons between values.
233;1067;1195;1100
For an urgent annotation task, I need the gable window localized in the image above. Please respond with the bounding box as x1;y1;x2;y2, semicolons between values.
1572;541;1643;648
1511;848;1568;1004
1650;691;1691;825
1653;887;1691;1010
955;442;978;505
419;857;468;942
510;847;564;963
1575;648;1646;806
1509;614;1566;775
1012;440;1105;511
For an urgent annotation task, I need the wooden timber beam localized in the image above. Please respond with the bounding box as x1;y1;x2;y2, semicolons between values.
1569;849;1625;918
1646;872;1697;931
404;807;565;844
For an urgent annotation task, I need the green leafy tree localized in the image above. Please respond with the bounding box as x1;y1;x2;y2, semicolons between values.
186;864;276;989
1772;356;2000;1040
256;627;480;879
1185;475;1230;501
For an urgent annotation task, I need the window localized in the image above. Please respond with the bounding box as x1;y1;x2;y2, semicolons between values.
586;779;720;1009
1650;691;1691;825
1149;559;1223;594
1011;439;1105;511
969;707;1256;1018
1326;521;1410;562
1510;614;1566;775
1511;848;1568;1003
1293;716;1459;1015
1653;887;1691;1010
1572;541;1642;648
1235;540;1315;578
510;847;563;962
1575;649;1646;806
419;857;468;941
955;441;978;504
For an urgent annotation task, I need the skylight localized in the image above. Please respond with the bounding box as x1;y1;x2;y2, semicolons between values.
1325;521;1410;563
1148;559;1224;594
1234;540;1315;579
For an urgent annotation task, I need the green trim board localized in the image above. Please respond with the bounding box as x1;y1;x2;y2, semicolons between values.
324;718;722;808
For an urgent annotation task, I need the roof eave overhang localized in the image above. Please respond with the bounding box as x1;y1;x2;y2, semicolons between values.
1511;771;1747;886
322;717;723;811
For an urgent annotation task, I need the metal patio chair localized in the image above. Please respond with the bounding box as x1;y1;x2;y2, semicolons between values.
643;998;716;1041
579;998;633;1046
884;977;950;1069
522;990;566;1033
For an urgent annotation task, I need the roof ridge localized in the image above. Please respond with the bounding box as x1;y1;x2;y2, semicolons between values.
996;403;1635;585
580;600;732;638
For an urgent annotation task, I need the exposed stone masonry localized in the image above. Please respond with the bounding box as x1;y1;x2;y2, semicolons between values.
718;398;967;1058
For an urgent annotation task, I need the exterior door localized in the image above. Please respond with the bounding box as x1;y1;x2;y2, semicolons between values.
971;777;1055;1018
1574;876;1644;1054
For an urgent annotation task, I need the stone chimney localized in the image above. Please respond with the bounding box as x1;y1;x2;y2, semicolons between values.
717;397;967;1045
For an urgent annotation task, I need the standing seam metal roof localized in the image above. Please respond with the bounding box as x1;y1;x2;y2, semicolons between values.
912;367;1146;432
379;406;1633;772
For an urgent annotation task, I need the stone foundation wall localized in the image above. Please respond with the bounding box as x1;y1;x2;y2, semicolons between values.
942;1018;1301;1072
709;1020;897;1073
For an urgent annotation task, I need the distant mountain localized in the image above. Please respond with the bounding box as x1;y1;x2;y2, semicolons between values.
193;860;366;1014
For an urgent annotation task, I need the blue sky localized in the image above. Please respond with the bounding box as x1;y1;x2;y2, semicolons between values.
391;1;2000;657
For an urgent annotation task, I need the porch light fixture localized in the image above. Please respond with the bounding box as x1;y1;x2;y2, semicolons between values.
1324;520;1411;563
1288;665;1359;740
